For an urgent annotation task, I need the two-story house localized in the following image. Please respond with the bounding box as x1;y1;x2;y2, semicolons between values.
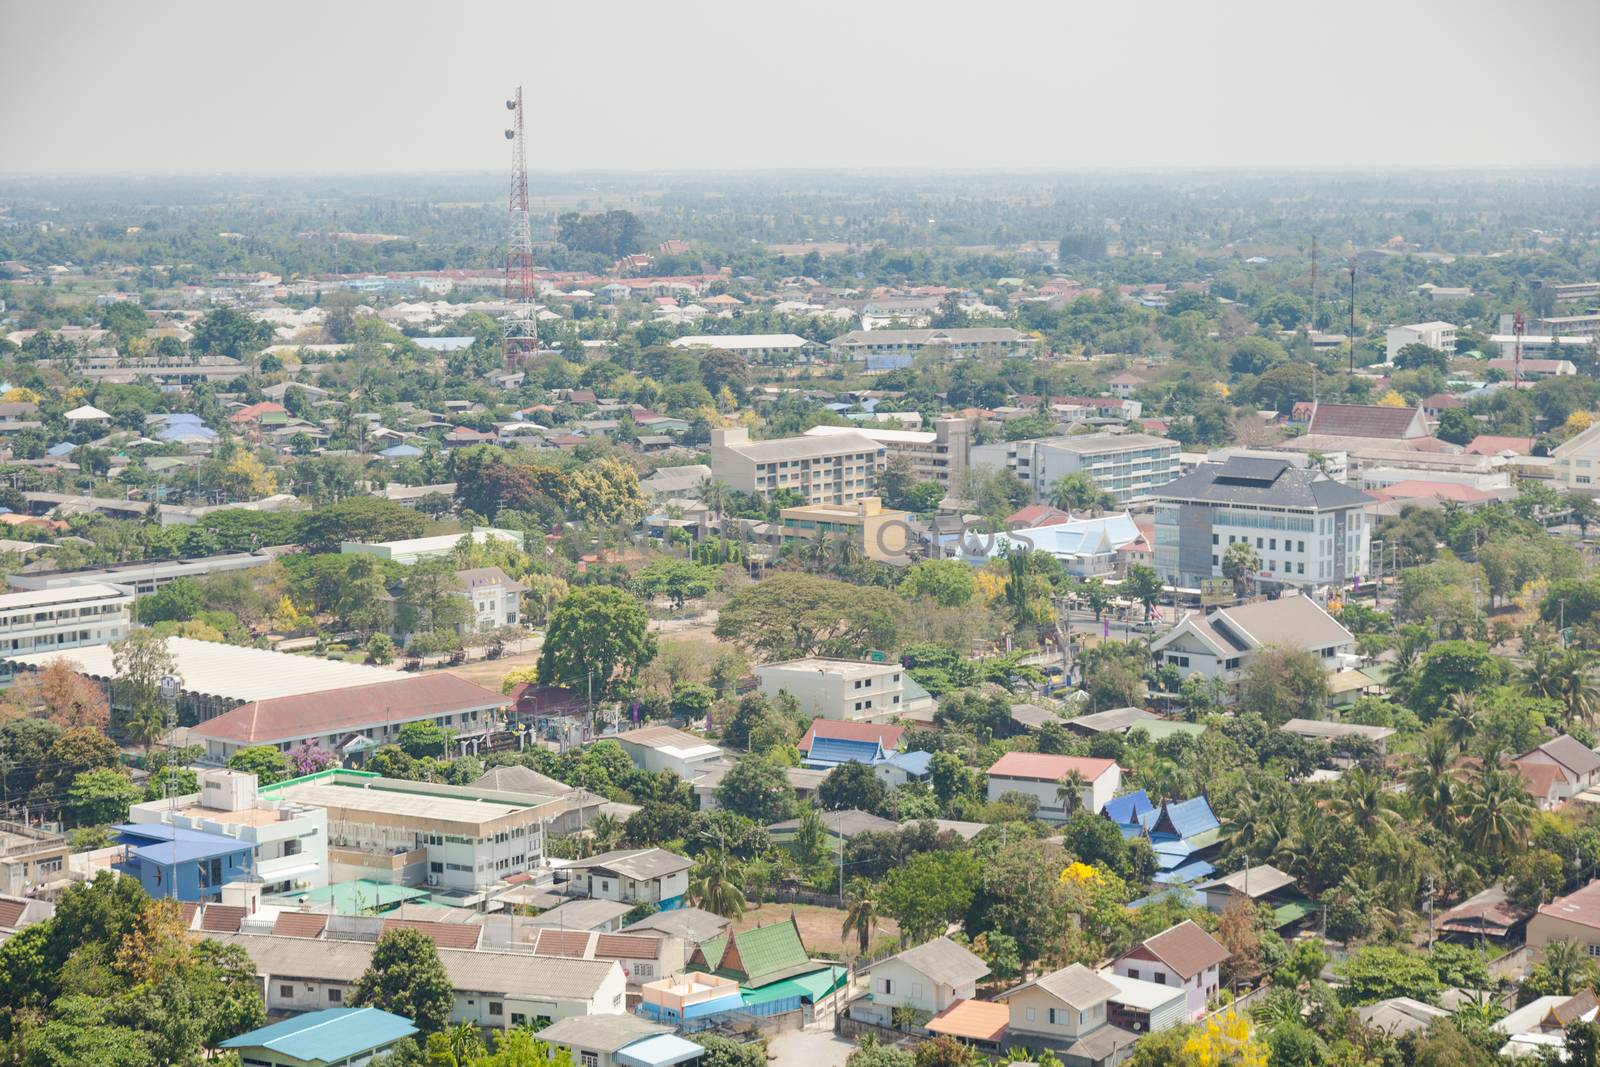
1515;736;1600;804
1149;593;1356;687
996;963;1137;1067
984;753;1121;818
454;566;525;633
1111;920;1228;1020
848;936;990;1031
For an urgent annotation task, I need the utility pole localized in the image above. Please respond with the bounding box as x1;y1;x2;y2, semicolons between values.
1426;874;1435;949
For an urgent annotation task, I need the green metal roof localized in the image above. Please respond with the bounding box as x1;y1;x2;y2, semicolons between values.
1136;720;1208;740
726;920;811;985
740;966;848;1005
273;879;430;915
1271;900;1316;927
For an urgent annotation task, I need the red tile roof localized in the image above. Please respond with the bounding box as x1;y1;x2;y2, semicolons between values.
228;401;287;423
986;752;1117;782
1133;920;1230;979
1006;504;1073;528
799;719;905;754
192;673;507;745
926;998;1011;1042
534;929;594;957
1368;481;1499;504
0;899;26;929
382;918;482;950
199;904;247;933
272;911;329;939
595;933;663;960
1537;879;1600;930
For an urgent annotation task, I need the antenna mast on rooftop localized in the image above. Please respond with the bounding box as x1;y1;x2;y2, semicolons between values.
502;87;538;368
1309;236;1318;336
1513;309;1526;388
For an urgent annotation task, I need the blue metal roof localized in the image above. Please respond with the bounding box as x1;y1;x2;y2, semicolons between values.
220;1007;417;1062
885;750;934;776
380;444;424;458
1104;789;1152;826
1128;885;1203;910
616;1034;706;1067
1151;796;1220;840
1153;860;1217;885
803;737;887;768
114;823;251;865
45;442;75;456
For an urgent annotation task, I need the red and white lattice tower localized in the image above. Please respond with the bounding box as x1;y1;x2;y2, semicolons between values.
502;87;538;367
1513;310;1525;388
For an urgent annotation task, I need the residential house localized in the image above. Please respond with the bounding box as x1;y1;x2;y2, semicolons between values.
612;726;726;782
218;1008;417;1067
996;963;1136;1067
1194;865;1312;928
538;1014;692;1067
798;720;905;759
112;823;256;903
1115;795;1223;886
756;657;933;722
985;753;1121;818
1435;884;1532;942
530;929;680;994
848;936;990;1031
766;809;899;853
0;823;68;896
1528;879;1600;961
1097;972;1187;1037
1063;706;1161;737
1150;593;1357;686
1515;736;1600;804
1111;921;1228;1020
563;848;693;910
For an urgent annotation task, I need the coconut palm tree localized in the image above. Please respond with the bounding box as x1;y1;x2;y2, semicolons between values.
1554;650;1600;726
1441;692;1479;753
588;812;623;854
1331;769;1401;839
1408;727;1459;831
126;702;167;757
690;849;747;919
438;1021;486;1066
841;878;880;955
1461;764;1535;861
1540;938;1595;997
1055;770;1089;816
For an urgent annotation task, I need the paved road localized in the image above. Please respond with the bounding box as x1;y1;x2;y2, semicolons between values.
768;1030;856;1067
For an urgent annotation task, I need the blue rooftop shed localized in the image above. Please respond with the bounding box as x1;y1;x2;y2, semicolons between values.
219;1007;418;1067
113;823;255;903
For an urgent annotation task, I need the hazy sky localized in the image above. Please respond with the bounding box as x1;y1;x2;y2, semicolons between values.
3;0;1598;172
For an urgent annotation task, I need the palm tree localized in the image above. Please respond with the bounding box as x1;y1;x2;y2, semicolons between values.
1441;693;1479;754
1408;727;1459;830
841;878;880;955
1555;650;1599;726
690;849;747;919
1461;764;1535;861
1523;645;1566;703
126;702;166;756
588;812;623;853
1331;769;1401;839
1541;938;1594;997
1055;770;1089;816
438;1021;486;1066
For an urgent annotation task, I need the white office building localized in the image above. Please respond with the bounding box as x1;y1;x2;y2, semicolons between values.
755;657;933;722
0;582;133;683
1384;321;1457;363
971;432;1180;503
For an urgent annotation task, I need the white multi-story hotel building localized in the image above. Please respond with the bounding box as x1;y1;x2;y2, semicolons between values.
971;432;1180;503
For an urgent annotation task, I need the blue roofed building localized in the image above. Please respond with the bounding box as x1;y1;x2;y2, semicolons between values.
112;823;255;902
802;736;889;770
1103;789;1153;827
874;749;934;788
379;443;424;459
1113;795;1223;886
219;1006;418;1067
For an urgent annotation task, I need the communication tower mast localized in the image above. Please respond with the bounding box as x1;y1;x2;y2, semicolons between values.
1513;310;1526;388
502;87;538;367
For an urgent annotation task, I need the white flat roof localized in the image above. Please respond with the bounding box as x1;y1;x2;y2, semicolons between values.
758;657;894;678
805;425;936;445
1100;970;1186;1010
0;583;130;610
2;637;408;702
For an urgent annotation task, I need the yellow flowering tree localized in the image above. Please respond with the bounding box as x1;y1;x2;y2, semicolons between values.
1;387;41;404
1182;1006;1267;1067
1375;389;1408;408
1565;410;1595;435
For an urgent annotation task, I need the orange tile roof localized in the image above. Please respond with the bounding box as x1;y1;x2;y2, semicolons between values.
200;904;246;933
273;911;329;939
926;998;1010;1042
381;918;482;950
986;752;1117;782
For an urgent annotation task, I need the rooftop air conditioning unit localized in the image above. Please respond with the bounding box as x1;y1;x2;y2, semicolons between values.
427;874;440;887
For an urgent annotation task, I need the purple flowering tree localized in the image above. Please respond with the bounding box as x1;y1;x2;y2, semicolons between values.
286;740;338;777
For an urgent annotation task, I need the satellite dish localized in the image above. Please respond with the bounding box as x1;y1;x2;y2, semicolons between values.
506;100;516;110
505;130;515;140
